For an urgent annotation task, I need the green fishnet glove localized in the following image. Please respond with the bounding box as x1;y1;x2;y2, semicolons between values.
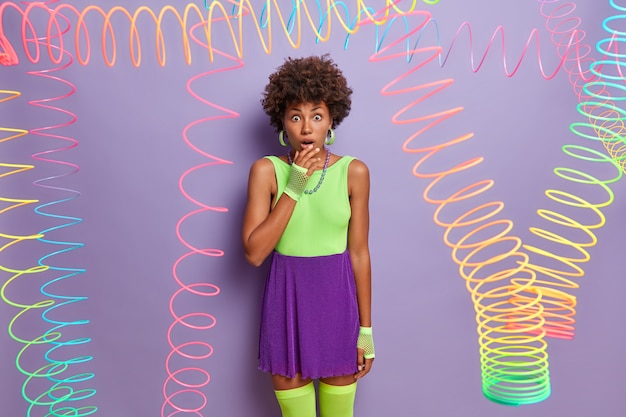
357;326;375;359
283;163;310;201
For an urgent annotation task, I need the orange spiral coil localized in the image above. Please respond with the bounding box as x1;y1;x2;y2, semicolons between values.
367;8;554;404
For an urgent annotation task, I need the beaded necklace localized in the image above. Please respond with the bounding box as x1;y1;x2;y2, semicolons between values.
288;147;331;194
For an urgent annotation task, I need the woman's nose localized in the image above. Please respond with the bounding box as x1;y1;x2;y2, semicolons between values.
301;120;312;134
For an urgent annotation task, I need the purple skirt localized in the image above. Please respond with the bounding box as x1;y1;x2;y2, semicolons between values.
258;250;359;379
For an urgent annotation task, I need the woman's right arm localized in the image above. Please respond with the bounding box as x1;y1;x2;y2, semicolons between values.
242;146;323;266
242;158;296;267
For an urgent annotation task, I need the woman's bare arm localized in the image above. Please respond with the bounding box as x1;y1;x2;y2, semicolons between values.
347;159;374;379
242;146;323;266
241;159;295;267
347;159;372;328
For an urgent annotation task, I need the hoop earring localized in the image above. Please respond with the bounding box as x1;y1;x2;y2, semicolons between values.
278;130;289;147
325;128;335;145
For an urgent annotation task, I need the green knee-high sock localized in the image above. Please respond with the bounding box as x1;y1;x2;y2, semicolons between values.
318;381;357;417
274;382;316;417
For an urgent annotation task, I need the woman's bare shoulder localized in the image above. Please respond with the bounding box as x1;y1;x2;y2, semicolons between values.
347;158;369;178
249;157;276;175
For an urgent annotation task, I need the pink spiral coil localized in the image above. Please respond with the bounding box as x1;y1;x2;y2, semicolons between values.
160;13;241;417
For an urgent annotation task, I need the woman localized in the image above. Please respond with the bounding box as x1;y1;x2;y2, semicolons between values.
242;54;374;417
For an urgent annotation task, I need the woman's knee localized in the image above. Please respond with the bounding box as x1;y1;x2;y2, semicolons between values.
319;374;355;387
272;373;312;391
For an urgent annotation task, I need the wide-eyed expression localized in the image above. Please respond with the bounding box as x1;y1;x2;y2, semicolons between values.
282;101;332;151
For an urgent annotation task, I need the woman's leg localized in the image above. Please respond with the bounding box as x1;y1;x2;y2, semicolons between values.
318;375;357;417
272;374;316;417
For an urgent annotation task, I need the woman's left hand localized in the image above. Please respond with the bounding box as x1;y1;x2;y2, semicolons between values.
354;348;374;379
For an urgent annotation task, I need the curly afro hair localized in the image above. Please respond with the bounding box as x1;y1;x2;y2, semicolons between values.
261;54;353;132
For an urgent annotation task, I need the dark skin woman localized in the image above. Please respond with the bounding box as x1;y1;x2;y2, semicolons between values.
242;55;374;417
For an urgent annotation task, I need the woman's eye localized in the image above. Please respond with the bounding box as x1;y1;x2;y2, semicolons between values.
291;115;301;121
314;115;322;121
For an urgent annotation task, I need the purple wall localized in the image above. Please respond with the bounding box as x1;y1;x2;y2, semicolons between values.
1;1;625;416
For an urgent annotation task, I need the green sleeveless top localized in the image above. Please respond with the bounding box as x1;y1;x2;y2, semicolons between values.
265;155;355;257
